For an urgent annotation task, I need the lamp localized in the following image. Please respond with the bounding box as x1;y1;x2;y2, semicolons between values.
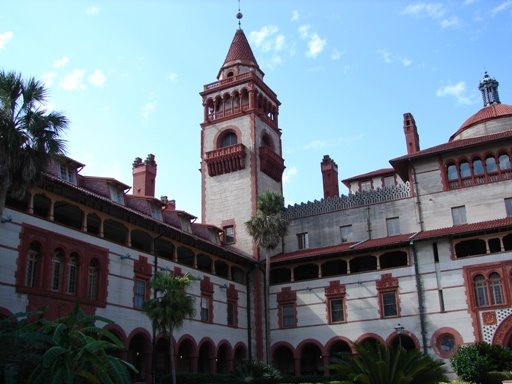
394;323;404;348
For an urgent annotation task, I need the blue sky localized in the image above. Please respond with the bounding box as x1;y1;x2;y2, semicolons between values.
2;1;512;219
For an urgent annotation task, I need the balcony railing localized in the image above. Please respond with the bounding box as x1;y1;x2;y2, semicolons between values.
205;144;246;177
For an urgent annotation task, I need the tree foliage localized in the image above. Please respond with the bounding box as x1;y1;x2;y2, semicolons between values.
0;70;68;217
329;343;447;384
143;272;195;384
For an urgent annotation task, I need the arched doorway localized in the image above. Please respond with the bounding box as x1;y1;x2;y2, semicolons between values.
300;343;323;376
177;339;194;373
128;332;150;383
198;341;214;373
272;345;295;376
233;343;247;369
155;337;170;379
216;342;231;373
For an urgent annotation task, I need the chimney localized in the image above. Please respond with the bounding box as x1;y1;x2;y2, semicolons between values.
132;154;157;197
161;196;176;211
321;155;339;199
403;113;420;155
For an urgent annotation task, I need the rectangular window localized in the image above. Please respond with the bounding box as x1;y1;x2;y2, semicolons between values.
297;232;309;250
150;204;162;220
505;198;512;217
134;279;146;309
59;164;76;183
227;302;235;326
329;298;344;323
281;303;295;328
224;226;235;244
360;180;372;192
383;176;395;188
109;185;125;205
67;261;77;295
180;217;192;233
340;225;353;243
451;206;467;225
381;291;398;317
386;217;400;236
201;296;210;322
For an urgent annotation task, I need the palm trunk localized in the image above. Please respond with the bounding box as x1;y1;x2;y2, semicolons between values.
170;329;176;384
265;248;270;365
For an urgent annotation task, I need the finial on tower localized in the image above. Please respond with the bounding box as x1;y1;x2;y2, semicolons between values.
236;0;243;29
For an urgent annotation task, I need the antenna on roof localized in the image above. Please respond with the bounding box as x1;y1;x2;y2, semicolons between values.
236;0;243;29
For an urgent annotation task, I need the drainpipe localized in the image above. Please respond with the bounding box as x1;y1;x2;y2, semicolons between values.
245;262;256;362
410;162;428;354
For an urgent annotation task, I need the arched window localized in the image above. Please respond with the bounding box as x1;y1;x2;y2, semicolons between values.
486;156;498;173
473;274;488;307
498;153;511;170
67;253;78;295
51;248;64;291
447;164;458;181
25;241;41;288
473;159;484;176
489;272;504;305
459;161;471;178
220;131;237;148
88;259;99;300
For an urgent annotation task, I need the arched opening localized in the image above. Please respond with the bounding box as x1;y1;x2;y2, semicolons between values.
300;343;323;376
128;333;150;383
177;246;194;268
155;337;170;379
322;259;347;277
270;268;291;284
197;254;212;274
233;344;247;369
86;213;101;235
155;237;174;260
294;264;318;281
177;339;194;373
33;193;51;219
272;345;295;376
53;201;83;229
216;343;231;373
215;260;229;278
198;341;213;373
390;334;416;351
103;219;128;245
328;340;352;373
219;131;237;148
131;229;152;253
503;234;512;251
231;266;245;284
379;251;408;269
350;255;377;273
454;238;487;257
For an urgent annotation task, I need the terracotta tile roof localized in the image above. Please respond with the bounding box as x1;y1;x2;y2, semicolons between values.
342;168;395;184
413;216;512;240
221;29;259;71
451;103;512;140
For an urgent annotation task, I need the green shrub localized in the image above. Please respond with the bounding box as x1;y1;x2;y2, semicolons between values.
450;343;512;384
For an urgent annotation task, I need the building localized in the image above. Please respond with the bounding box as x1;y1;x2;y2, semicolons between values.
1;19;512;383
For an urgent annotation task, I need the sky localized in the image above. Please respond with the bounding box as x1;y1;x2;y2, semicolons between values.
2;1;512;219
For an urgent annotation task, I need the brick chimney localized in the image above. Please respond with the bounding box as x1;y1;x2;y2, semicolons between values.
161;196;176;211
132;154;157;197
403;113;420;155
321;155;339;199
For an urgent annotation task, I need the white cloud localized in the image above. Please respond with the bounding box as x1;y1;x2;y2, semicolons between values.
282;166;298;185
331;48;343;61
249;25;285;53
41;72;57;88
298;24;311;39
492;0;512;15
402;3;446;19
376;48;393;64
306;33;326;58
436;81;476;105
59;69;86;91
168;73;178;83
53;56;70;68
0;31;13;49
291;10;300;22
142;102;156;119
401;57;412;66
86;6;100;15
440;16;460;28
88;69;106;88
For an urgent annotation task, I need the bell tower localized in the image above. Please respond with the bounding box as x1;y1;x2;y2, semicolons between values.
200;24;285;258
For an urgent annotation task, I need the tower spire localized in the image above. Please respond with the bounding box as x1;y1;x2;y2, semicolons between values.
236;0;243;29
479;71;501;107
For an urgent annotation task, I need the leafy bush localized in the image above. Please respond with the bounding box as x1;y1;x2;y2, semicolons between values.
234;360;281;384
329;343;447;384
450;343;512;384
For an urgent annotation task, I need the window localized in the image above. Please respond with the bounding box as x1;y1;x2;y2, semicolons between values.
109;185;125;205
381;291;398;317
297;232;309;250
447;164;458;180
505;198;512;217
25;242;41;288
499;153;511;170
459;161;471;178
150;203;162;220
473;159;484;175
474;275;488;307
59;164;75;183
224;226;235;244
67;254;78;295
360;180;371;192
451;206;467;225
383;176;395;188
489;272;504;305
220;132;237;147
51;249;64;291
386;217;400;236
201;295;211;322
340;225;353;243
329;298;344;323
134;279;146;309
227;302;235;326
486;156;498;173
87;259;99;300
281;303;295;328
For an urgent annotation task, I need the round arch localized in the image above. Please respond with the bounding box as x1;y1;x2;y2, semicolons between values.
271;341;296;376
493;314;512;346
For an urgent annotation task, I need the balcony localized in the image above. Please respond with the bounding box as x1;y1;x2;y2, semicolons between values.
259;146;285;182
205;144;246;177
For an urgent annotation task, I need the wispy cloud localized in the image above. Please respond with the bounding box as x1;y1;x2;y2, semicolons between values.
249;25;285;53
53;56;70;68
401;3;459;28
41;72;56;88
331;49;343;61
377;48;413;67
59;69;86;91
0;31;13;49
142;102;156;119
291;10;300;22
283;166;298;185
86;6;100;15
298;25;326;58
88;69;106;87
168;73;178;83
492;0;512;15
436;81;477;105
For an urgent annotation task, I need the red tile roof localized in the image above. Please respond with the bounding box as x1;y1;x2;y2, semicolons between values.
220;29;259;72
413;216;512;240
342;168;395;184
451;103;512;141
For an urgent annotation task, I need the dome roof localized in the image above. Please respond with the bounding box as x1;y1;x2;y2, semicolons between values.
449;103;512;141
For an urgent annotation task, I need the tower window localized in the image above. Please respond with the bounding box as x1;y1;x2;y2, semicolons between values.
220;132;237;148
451;206;467;225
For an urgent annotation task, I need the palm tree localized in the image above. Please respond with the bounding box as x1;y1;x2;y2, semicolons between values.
245;191;288;363
143;272;195;384
0;70;68;219
329;342;447;384
27;303;136;384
